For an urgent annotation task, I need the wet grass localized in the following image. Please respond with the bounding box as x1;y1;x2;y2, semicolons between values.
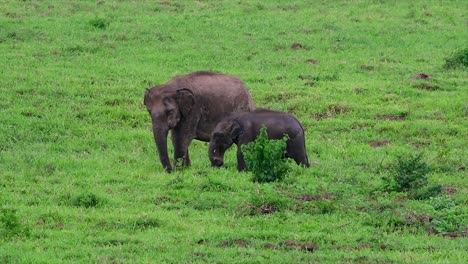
0;0;467;263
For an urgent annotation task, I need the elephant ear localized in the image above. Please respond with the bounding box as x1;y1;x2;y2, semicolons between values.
143;88;151;108
229;120;244;139
175;89;195;117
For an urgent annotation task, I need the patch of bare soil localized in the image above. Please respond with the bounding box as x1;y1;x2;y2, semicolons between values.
284;240;318;252
291;42;303;49
258;204;278;214
217;239;249;248
376;114;407;121
412;72;432;80
354;87;363;94
360;65;375;71
311;103;350;121
311;112;332;121
407;213;433;225
355;244;370;251
457;164;465;171
413;83;441;91
442;186;458;195
438;230;468;239
299;193;334;202
369;140;390;148
263;244;279;250
306;59;318;64
35;218;46;227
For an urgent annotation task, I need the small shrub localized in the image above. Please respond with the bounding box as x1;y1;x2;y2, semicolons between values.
70;192;102;208
0;208;30;239
131;216;161;230
89;17;109;29
383;153;441;199
242;127;290;183
443;48;468;69
429;197;467;233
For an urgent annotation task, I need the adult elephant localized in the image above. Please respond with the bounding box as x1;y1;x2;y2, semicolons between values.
144;71;255;172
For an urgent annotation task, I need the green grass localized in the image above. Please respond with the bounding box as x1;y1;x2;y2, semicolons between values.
0;0;467;263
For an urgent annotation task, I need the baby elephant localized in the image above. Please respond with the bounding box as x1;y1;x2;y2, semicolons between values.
209;109;310;171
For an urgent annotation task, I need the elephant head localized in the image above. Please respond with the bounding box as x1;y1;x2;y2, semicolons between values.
208;119;244;167
144;87;194;172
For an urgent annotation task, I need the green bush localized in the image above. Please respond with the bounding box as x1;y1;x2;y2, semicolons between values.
0;208;30;239
443;48;468;69
242;127;290;183
383;153;441;199
70;192;103;208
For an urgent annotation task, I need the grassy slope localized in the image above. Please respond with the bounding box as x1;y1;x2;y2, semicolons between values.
0;1;467;263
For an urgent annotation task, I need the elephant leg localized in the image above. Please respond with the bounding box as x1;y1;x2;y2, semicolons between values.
153;126;172;172
286;137;310;167
236;145;247;171
171;129;192;166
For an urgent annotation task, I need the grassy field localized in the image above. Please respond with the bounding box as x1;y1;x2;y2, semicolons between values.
0;0;467;263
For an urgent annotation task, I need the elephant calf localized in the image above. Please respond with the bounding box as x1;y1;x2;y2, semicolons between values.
209;109;310;171
144;71;255;172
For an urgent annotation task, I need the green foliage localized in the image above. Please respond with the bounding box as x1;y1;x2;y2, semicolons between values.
443;48;468;69
89;17;110;30
70;192;104;208
0;1;466;262
383;153;441;199
0;208;30;240
429;197;467;233
242;127;290;183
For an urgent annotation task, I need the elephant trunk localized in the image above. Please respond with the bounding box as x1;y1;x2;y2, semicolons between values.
208;142;224;167
153;125;172;172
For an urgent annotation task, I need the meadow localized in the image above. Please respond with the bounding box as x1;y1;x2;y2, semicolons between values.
0;0;467;263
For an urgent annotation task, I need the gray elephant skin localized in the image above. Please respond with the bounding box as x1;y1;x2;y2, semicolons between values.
209;109;310;171
144;71;255;172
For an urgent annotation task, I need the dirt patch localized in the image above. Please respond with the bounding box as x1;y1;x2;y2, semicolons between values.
306;59;318;64
327;102;350;115
438;230;468;239
298;74;313;80
443;186;457;195
263;244;279;250
413;83;441;91
287;106;297;113
354;87;363;94
376;114;407;121
369;140;390;148
355;244;370;250
217;239;249;248
311;112;333;121
284;240;318;252
291;42;303;49
258;204;278;214
412;72;432;80
457;164;465;171
360;65;374;71
311;103;350;121
299;193;333;202
406;212;433;226
35;218;46;227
